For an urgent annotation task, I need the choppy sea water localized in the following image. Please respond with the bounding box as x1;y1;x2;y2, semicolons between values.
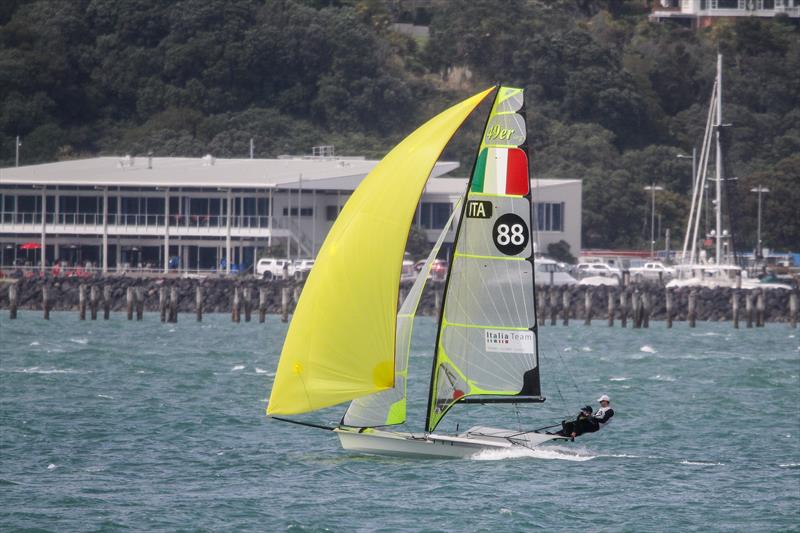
1;312;798;531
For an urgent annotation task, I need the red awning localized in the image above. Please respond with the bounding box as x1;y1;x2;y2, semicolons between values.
19;242;42;250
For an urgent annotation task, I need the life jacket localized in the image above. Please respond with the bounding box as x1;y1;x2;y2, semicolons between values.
593;406;614;427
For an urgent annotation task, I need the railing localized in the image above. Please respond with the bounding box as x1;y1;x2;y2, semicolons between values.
1;212;277;229
0;264;249;279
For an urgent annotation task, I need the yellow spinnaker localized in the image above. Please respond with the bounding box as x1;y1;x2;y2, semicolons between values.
267;87;495;415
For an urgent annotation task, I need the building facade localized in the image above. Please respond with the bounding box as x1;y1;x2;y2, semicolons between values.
651;0;800;26
0;155;581;274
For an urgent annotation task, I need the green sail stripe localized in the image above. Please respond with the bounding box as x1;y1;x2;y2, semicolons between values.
470;148;487;193
454;252;526;261
444;321;530;331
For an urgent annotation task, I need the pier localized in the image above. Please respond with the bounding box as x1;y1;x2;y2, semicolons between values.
0;277;797;327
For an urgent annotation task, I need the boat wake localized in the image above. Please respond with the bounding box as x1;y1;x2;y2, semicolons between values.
471;444;595;462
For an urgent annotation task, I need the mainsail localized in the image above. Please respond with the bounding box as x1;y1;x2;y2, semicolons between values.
342;201;461;428
267;88;495;416
426;87;540;432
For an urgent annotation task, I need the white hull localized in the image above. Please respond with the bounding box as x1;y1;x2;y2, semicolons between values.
334;426;566;459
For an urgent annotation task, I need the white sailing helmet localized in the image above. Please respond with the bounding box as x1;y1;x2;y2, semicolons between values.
597;394;610;403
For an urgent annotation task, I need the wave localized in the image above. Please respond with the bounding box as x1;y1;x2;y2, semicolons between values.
779;463;799;468
680;460;723;466
231;365;245;371
609;377;628;381
97;394;114;400
255;368;274;376
639;345;656;353
649;374;675;382
70;338;88;344
29;341;40;346
2;367;87;374
471;444;595;462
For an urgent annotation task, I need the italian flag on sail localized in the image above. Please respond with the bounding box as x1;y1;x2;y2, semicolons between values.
470;147;529;195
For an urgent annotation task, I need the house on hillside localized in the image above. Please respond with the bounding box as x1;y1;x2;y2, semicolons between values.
651;0;800;27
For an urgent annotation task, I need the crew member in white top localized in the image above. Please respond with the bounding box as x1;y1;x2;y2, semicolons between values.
593;394;614;429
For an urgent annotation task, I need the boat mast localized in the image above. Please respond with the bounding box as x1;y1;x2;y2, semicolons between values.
715;53;728;265
424;87;499;433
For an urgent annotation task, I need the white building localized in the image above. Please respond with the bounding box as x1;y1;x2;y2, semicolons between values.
0;155;581;273
651;0;800;26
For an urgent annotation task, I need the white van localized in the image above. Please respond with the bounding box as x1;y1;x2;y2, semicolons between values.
256;258;294;280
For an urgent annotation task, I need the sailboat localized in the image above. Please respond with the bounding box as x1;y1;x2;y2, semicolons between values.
668;54;787;291
267;86;567;458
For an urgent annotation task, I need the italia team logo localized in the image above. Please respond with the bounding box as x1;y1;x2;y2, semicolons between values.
484;329;534;354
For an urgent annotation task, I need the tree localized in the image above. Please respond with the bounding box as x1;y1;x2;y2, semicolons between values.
546;240;576;264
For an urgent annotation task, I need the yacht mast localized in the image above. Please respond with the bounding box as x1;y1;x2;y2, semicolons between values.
714;53;723;265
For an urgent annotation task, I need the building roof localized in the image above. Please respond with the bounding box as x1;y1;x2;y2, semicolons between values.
0;156;459;189
424;176;581;195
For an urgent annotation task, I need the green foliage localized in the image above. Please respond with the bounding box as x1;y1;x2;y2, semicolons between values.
0;1;798;250
546;240;576;264
405;225;431;261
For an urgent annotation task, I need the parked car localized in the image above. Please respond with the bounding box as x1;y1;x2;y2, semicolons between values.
413;258;449;281
400;259;416;282
575;262;621;280
255;258;293;280
534;257;578;286
629;261;675;281
293;259;315;280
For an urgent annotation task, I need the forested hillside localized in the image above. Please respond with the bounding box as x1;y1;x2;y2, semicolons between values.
1;0;798;251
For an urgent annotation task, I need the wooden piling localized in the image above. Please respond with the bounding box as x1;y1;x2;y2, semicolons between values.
79;284;87;320
90;285;98;320
9;284;17;319
665;288;673;328
103;286;111;320
642;290;650;328
126;287;133;320
607;288;615;327
538;288;547;326
584;288;592;326
632;289;641;329
745;291;754;328
281;286;290;323
196;286;203;322
168;286;178;323
731;291;739;329
688;289;697;328
259;287;267;323
756;289;765;327
790;291;798;329
135;287;143;321
244;287;252;322
231;287;240;323
293;285;301;309
620;289;628;328
549;287;558;326
159;286;167;322
42;284;50;320
561;288;570;326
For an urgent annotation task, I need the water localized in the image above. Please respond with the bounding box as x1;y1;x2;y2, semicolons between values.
1;312;798;531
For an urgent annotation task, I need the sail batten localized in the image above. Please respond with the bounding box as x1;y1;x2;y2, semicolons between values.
267;88;495;417
426;87;540;432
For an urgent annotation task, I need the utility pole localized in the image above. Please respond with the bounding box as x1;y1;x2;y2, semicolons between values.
15;136;21;167
644;184;663;258
750;186;770;259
